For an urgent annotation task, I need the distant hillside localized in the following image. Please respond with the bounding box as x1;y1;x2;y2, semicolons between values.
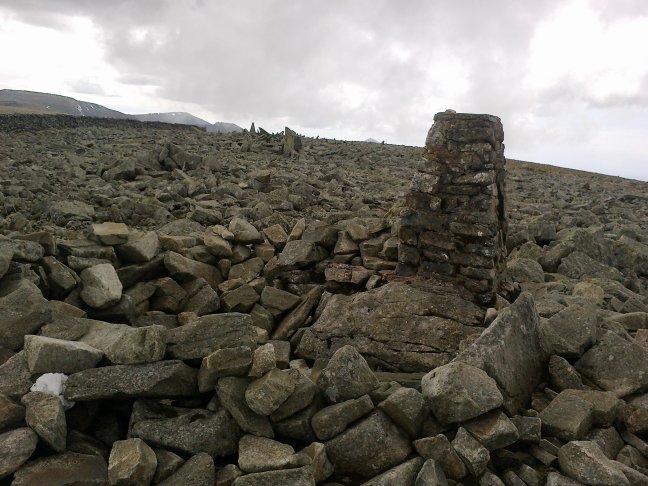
0;89;125;118
0;89;242;132
207;121;244;134
132;111;211;126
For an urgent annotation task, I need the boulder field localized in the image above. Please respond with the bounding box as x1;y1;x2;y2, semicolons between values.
0;114;648;485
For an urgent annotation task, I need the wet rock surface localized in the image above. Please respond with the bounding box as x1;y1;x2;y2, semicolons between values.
0;113;647;484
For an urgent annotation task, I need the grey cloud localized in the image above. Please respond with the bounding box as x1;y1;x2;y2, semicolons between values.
1;0;646;179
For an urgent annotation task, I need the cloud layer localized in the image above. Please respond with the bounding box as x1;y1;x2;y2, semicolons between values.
1;0;647;180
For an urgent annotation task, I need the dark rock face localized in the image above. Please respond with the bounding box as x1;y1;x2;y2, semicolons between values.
396;112;508;305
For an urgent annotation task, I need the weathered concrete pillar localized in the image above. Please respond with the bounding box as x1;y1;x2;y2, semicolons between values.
396;111;507;305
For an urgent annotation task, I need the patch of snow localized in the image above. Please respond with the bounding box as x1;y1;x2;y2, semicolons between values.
76;104;83;113
31;373;75;410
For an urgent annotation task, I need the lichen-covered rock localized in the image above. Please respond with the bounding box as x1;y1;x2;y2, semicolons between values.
316;345;379;403
80;263;123;309
108;438;157;486
325;411;411;478
422;361;503;424
0;427;38;479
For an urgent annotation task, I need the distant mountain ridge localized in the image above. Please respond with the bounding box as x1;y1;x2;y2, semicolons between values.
0;89;243;133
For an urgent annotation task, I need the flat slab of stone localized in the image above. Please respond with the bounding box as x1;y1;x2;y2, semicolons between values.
165;313;258;360
40;317;165;365
455;292;547;413
298;282;484;372
131;407;241;458
24;335;103;374
11;451;108;486
64;360;198;401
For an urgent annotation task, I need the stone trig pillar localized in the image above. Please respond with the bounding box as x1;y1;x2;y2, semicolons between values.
396;111;507;305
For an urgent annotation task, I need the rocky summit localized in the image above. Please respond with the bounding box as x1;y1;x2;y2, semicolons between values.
0;112;647;485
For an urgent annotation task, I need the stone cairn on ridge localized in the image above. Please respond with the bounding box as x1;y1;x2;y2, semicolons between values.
396;111;508;306
1;113;648;485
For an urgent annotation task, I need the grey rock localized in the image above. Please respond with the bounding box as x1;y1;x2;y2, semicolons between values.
116;231;160;263
22;391;67;452
198;346;252;392
229;257;265;283
413;434;467;480
11;451;108;486
541;304;598;358
510;415;542;443
456;292;548;413
260;286;300;312
41;318;165;365
0;427;38;479
248;343;276;378
0;352;33;399
238;435;310;473
463;410;520;451
416;459;448;486
165;313;257;360
131;407;241;458
152;449;185;484
540;391;594;441
362;457;425;486
269;371;318;422
181;278;220;316
203;228;233;258
0;278;51;351
377;386;427;438
576;330;648;396
300;442;333;483
221;285;260;313
64;360;198;401
325;411;411;478
558;441;629;486
451;427;490;477
108;438;157;486
272;286;322;340
215;464;243;486
316;345;379;403
508;258;545;283
303;282;484;372
80;263;123;309
234;466;315;486
422;361;503;424
229;218;263;244
276;240;322;270
216;377;274;438
24;335;103;374
549;355;585;391
0;393;25;429
312;395;374;441
164;251;222;288
91;222;129;245
245;369;300;416
157;453;215;486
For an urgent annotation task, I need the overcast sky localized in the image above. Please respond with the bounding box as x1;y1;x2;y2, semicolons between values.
1;0;647;181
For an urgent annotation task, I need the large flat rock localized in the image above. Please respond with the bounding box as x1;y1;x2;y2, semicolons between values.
296;282;484;372
64;360;198;401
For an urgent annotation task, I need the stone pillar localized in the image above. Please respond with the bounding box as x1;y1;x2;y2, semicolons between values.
396;111;507;305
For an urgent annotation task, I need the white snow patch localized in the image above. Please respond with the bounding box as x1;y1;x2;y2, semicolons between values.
31;373;75;410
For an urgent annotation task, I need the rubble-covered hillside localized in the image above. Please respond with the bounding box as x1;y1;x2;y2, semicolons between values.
1;114;648;485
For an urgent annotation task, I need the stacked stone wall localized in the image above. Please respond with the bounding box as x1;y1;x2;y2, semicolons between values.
396;111;508;305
